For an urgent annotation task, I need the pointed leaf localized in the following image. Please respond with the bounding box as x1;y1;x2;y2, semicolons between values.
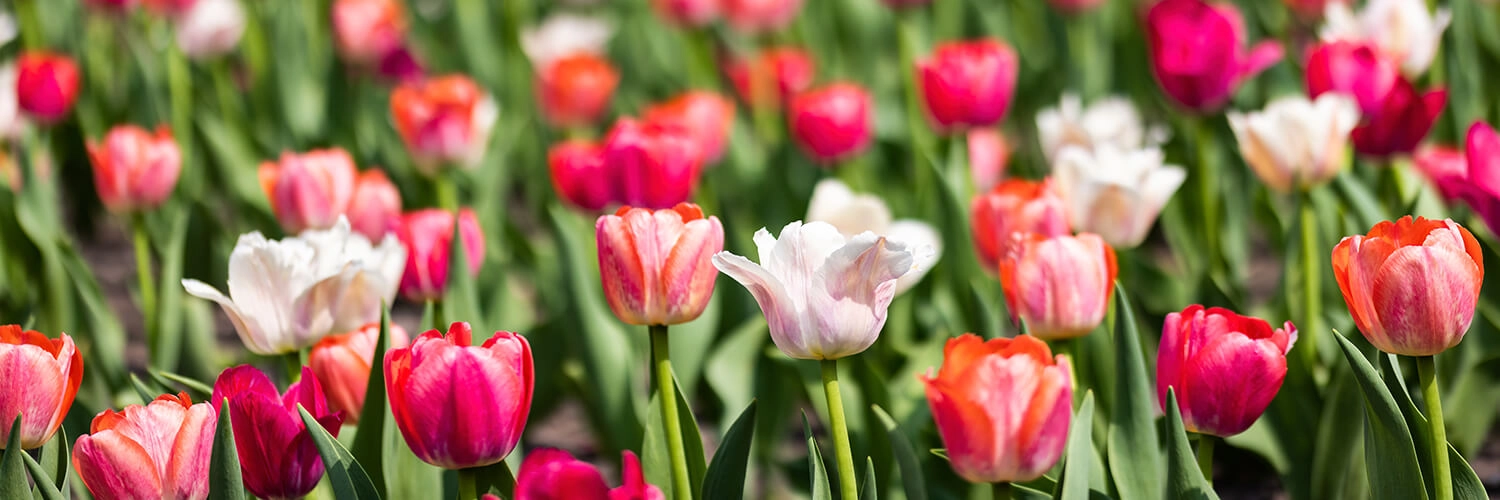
1107;284;1162;499
1164;390;1219;499
1448;443;1486;500
148;370;214;400
804;413;833;500
1332;332;1428;500
296;405;381;500
209;399;246;500
129;373;160;404
859;457;877;500
1377;355;1487;500
0;417;27;498
1055;391;1095;500
702;401;758;499
872;405;927;500
350;305;392;499
641;370;707;500
21;451;62;500
33;428;66;495
443;211;483;334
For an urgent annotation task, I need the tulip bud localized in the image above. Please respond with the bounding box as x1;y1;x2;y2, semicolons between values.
969;179;1070;275
1145;0;1283;112
259;148;358;235
998;233;1117;340
1305;41;1400;115
175;0;246;60
16;51;80;123
385;323;533;469
332;0;407;65
390;75;498;174
395;208;485;302
0;326;82;450
643;91;736;166
548;140;611;211
211;365;343;499
603;118;704;209
652;0;719;26
967;128;1010;191
309;322;411;424
1332;216;1483;356
597;203;724;326
1051;145;1186;248
788;83;873;163
922;334;1071;483
1228;93;1359;192
536;53;619;128
73;393;217;500
515;449;664;500
722;0;804;34
725;47;815;110
88;125;182;213
1348;78;1446;158
1460;122;1500;233
917;39;1019;132
1157;305;1296;437
348;169;403;241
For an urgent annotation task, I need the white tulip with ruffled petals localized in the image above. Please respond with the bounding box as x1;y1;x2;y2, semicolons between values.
1036;94;1168;164
1052;144;1186;248
805;179;940;294
1228;93;1360;192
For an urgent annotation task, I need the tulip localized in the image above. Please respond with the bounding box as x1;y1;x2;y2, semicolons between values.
722;0;804;34
1156;305;1297;437
967;128;1010;191
332;0;407;65
1305;41;1400;115
378;45;425;84
183;218;406;354
1458;122;1500;233
536;53;619;128
175;0;244;60
713;221;917;360
394;208;485;302
549;140;611;211
597;203;724;326
519;13;614;74
1144;0;1283;112
1320;0;1450;76
806;179;941;294
211;366;343;499
15;51;80;123
609;451;665;500
88;125;183;213
651;0;718;26
1051;144;1186;248
1332;216;1483;356
917;39;1019;132
643;91;736;165
390;75;498;173
72;393;216;500
1035;93;1168;165
921;333;1072;483
259;148;358;235
0;325;82;450
998;233;1117;340
1349;78;1447;158
603;118;704;209
788;83;873;163
514;449;664;500
725;47;815;109
347;169;403;240
0;64;22;139
385;322;533;469
1413;144;1466;203
969;179;1071;274
309;322;411;423
1227;93;1360;192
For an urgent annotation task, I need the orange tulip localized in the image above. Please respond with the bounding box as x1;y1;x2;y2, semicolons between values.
969;179;1070;274
309;322;411;423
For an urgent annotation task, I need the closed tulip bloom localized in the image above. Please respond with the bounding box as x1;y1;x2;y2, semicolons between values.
549;140;611;211
1320;0;1450;76
1035;93;1168;165
725;47;815;109
309;322;411;424
1459;122;1500;233
922;334;1072;483
183;218;406;354
88;125;182;213
390;75;499;173
1348;78;1446;158
72;393;216;500
1228;93;1360;192
515;449;664;500
395;208;485;302
999;233;1117;340
1157;305;1297;437
1413;145;1466;202
385;323;533;469
1145;0;1283;112
259;148;357;235
15;51;80;123
1332;216;1483;356
0;325;82;450
967;128;1010;191
806;179;942;294
347;169;402;240
175;0;245;60
1305;41;1400;115
652;0;718;26
536;53;619;128
713;221;916;360
917;39;1019;132
722;0;804;33
332;0;407;65
597;203;724;326
1051;145;1186;248
788;83;873;163
644;91;736;165
603;118;704;209
211;366;343;499
969;179;1071;274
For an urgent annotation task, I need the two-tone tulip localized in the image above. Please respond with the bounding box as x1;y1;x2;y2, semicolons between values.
917;39;1019;132
385;322;533;469
1228;93;1359;192
922;334;1071;483
597;204;724;326
1051;144;1186;248
394;208;485;302
1035;93;1167;165
88;125;182;213
788;83;873;163
72;394;216;500
722;0;804;34
969;179;1071;274
332;0;407;65
725;47;815;110
1144;0;1283;112
603;118;705;209
644;91;736;165
309;322;411;423
807;179;941;294
998;233;1117;339
0;325;82;450
16;51;80;123
259;148;357;235
1156;305;1296;437
514;449;664;500
212;365;343;499
1320;0;1450;76
390;75;498;173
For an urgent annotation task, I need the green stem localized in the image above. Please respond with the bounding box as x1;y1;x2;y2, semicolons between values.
1193;118;1221;275
132;217;158;362
651;325;693;500
16;0;42;49
435;173;460;214
821;359;859;500
686;29;718;89
457;467;479;500
1298;191;1322;367
1197;434;1215;485
992;481;1013;500
282;351;304;383
1418;355;1452;500
897;17;932;213
494;460;517;498
166;43;192;169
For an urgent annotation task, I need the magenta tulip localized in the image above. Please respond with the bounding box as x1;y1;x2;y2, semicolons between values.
603;118;704;209
515;449;665;500
394;208;485;302
788;83;873;163
917;39;1019;132
1156;305;1296;437
211;365;343;499
1145;0;1283;112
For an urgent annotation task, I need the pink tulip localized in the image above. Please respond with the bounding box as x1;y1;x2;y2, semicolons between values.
211;365;343;499
259;148;358;235
651;0;718;27
788;83;873;163
722;0;804;34
515;449;665;500
1459;122;1500;232
1349;78;1447;157
309;322;411;424
643;91;736;166
536;53;620;128
1305;41;1400;115
597;203;724;326
1414;144;1466;203
967;128;1010;191
16;51;80;123
394;208;485;302
549;140;611;211
969;179;1071;275
385;322;533;469
1145;0;1283;112
922;334;1071;483
1156;305;1296;437
332;0;407;65
87;125;182;213
347;169;403;240
917;39;1019;132
603;118;704;209
72;393;217;500
0;325;83;450
390;75;497;173
998;233;1117;340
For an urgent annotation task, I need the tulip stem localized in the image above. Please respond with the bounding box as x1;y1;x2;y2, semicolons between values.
435;173;459;214
132;217;158;364
457;467;479;500
1418;355;1452;500
1298;191;1321;367
821;359;859;500
1192;117;1220;275
992;481;1013;500
1196;434;1215;484
282;351;303;384
897;16;933;214
651;325;693;500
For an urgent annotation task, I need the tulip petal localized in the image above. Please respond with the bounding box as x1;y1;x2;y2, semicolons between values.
514;449;610;500
73;432;163;500
1371;244;1480;355
162;403;217;500
886;219;942;294
0;342;65;448
660;216;724;324
712;252;807;358
1179;333;1287;436
183;279;275;355
807;234;912;359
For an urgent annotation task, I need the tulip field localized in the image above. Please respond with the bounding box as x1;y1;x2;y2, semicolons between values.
5;0;1500;498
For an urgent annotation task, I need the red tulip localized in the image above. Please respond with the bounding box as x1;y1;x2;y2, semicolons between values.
515;449;665;500
1145;0;1283;112
394;208;485;302
390;75;497;172
651;0;718;26
917;39;1019;132
309;322;411;424
211;365;343;499
0;325;82;450
347;169;403;240
1156;305;1296;437
1305;41;1400;115
643;91;736;165
537;53;620;128
549;140;611;211
597;203;724;326
969;179;1070;274
603;118;704;209
88;125;182;214
259;148;357;235
722;0;804;34
385;322;533;469
788;83;873;163
998;233;1117;340
1348;77;1446;157
16;51;80;123
725;48;815;110
332;0;407;65
72;393;217;500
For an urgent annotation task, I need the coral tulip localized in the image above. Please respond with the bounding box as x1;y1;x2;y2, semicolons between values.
72;393;217;500
596;203;724;326
515;449;665;500
643;91;736;165
1144;0;1283;112
549;140;611;211
88;125;182;213
15;51;80;123
969;179;1071;274
309;322;411;423
722;0;803;34
211;365;343;499
347;170;403;240
788;83;873;163
394;208;485;302
332;0;407;65
259;148;358;235
536;53;619;128
998;233;1117;340
725;47;815;110
1228;93;1359;192
1051;144;1186;248
1156;305;1297;437
917;39;1019;132
0;325;82;450
390;75;498;173
603;118;704;209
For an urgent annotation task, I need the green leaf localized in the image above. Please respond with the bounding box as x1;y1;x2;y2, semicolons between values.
641;370;708;500
472;459;517;498
20;450;62;500
1377;354;1486;500
859;457;877;500
130;373;161;404
1311;362;1367;500
804;413;833;500
296;405;381;500
209;400;246;500
1;417;29;498
1106;284;1162;499
33;428;67;497
149;370;214;400
872;405;927;500
1164;390;1219;500
444;211;483;335
1332;332;1428;500
1448;443;1487;500
150;208;192;372
702;401;758;499
1055;391;1095;500
350;306;392;499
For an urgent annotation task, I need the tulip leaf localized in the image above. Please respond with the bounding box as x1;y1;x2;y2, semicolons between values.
129;373;161;405
296;405;381;500
701;401;758;499
1106;284;1162;499
21;448;62;500
1332;332;1429;500
148;369;215;400
209;400;246;500
34;428;67;497
641;370;708;500
1055;391;1095;500
1447;443;1487;500
859;457;877;500
1311;362;1368;500
350;305;392;499
803;413;833;500
150;208;192;372
0;417;27;499
1163;390;1219;500
1377;354;1487;500
872;405;927;500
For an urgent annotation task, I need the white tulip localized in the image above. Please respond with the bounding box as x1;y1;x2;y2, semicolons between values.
175;0;246;60
0;64;23;139
713;221;915;360
805;179;939;294
1052;145;1186;248
1321;0;1450;76
520;13;614;69
1036;93;1168;164
183;217;406;355
1228;93;1360;193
